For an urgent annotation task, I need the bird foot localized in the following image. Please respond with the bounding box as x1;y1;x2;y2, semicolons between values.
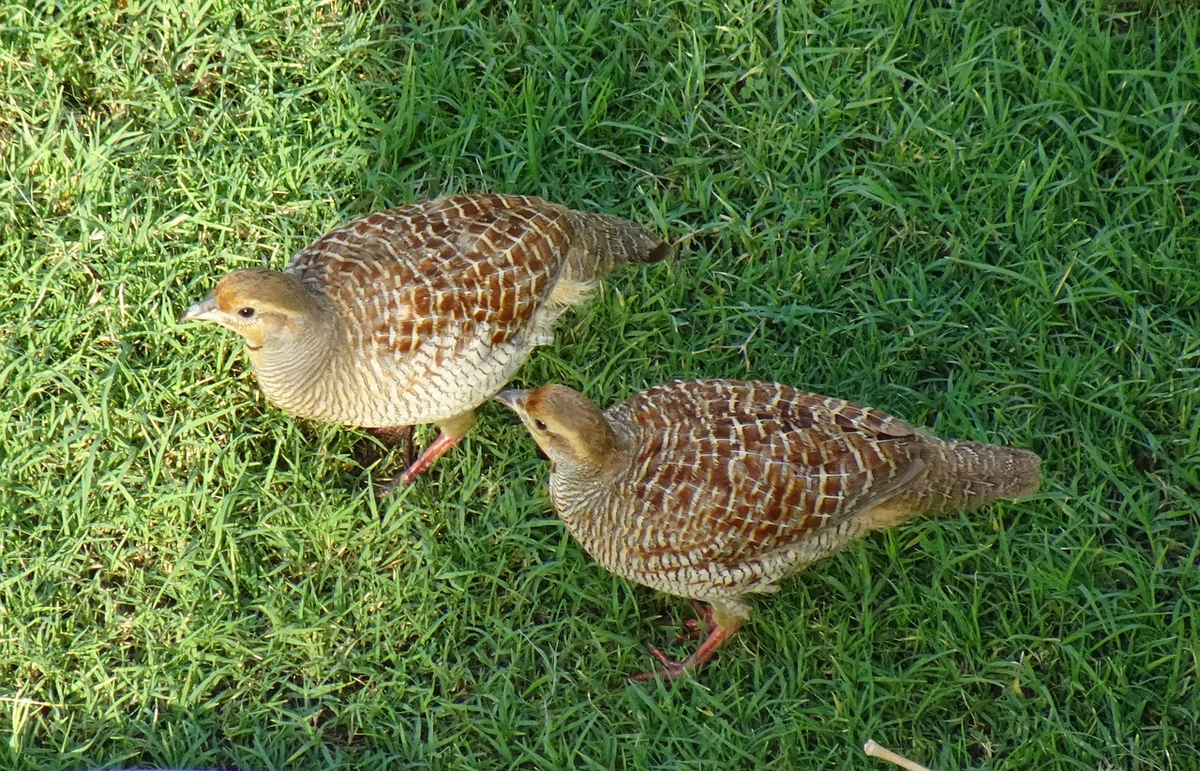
373;462;427;498
627;644;695;682
374;474;405;499
375;431;461;497
673;618;702;644
627;609;733;683
363;426;415;498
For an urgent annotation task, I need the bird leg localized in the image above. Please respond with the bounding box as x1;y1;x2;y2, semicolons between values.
629;622;733;682
360;426;414;498
375;432;459;496
376;413;476;496
365;426;414;468
628;602;742;682
402;431;460;483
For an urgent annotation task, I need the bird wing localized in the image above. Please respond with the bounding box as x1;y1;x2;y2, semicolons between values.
285;194;575;364
609;380;926;569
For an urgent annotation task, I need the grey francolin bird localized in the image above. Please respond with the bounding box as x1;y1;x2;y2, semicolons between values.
181;194;669;493
496;380;1041;680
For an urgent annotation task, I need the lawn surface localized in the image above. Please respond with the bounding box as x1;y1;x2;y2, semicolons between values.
2;0;1198;768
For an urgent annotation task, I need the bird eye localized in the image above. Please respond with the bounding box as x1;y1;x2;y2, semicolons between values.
237;307;256;319
533;418;548;432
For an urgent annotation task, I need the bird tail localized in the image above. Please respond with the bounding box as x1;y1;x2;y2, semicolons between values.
564;210;671;282
904;439;1042;515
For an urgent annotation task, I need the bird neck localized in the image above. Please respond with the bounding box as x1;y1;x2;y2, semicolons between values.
245;297;344;419
553;417;633;485
548;421;636;548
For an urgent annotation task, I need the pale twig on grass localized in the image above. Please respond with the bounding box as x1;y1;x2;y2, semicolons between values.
863;739;934;771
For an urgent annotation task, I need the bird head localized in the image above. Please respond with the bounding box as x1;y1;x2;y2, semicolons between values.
180;269;324;352
494;385;620;471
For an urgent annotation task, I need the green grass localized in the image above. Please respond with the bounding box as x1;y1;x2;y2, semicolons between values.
2;0;1198;767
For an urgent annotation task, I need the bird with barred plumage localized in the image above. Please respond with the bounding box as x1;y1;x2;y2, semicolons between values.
182;194;669;494
496;380;1041;680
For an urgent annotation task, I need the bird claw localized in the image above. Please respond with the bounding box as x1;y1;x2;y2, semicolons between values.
626;644;692;682
374;476;404;499
627;603;711;679
374;464;425;498
672;618;701;643
627;602;732;683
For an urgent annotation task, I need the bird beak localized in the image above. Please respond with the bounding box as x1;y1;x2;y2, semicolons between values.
180;295;218;323
493;389;528;413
